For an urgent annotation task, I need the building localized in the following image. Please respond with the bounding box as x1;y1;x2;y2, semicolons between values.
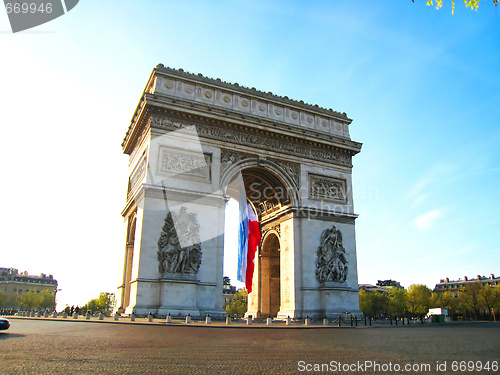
359;279;404;293
0;267;58;309
115;65;363;319
376;279;403;289
222;276;237;309
434;274;499;296
223;284;237;309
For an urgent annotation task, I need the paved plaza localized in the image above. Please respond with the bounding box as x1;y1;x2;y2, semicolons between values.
0;317;499;374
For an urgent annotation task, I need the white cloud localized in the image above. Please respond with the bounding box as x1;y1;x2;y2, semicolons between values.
413;209;445;230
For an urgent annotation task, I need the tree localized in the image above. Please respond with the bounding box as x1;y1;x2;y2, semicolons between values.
458;282;482;320
18;290;41;310
82;292;116;314
407;284;433;319
359;290;389;318
359;289;371;316
96;292;115;312
0;291;8;308
436;291;458;317
479;285;500;321
387;288;408;318
225;289;248;318
414;0;498;14
83;299;99;314
39;290;56;311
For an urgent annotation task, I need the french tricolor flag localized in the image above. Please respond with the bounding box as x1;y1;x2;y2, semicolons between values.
237;200;261;294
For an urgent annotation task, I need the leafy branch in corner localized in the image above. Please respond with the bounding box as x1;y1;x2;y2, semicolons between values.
412;0;498;14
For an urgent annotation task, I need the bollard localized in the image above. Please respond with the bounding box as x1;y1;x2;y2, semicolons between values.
354;316;357;327
86;312;91;320
52;311;58;318
364;316;367;326
44;310;49;318
226;316;231;325
114;313;119;321
369;316;372;326
390;317;393;325
148;313;153;322
286;316;291;326
338;316;341;327
323;316;328;326
166;313;172;323
350;316;353;326
305;316;311;326
99;312;104;320
37;311;42;318
130;313;135;322
62;312;68;319
395;317;398;325
266;317;272;326
31;311;36;317
206;315;211;324
247;315;252;325
185;314;191;324
73;312;79;319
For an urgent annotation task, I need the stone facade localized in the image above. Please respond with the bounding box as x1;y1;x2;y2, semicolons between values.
115;65;363;318
0;267;58;309
434;274;500;297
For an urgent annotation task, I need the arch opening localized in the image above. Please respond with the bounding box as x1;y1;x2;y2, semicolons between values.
259;232;281;318
223;165;290;318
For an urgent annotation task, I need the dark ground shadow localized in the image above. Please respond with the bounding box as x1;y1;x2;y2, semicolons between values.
0;332;26;340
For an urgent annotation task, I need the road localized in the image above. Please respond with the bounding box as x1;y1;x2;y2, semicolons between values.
0;318;499;374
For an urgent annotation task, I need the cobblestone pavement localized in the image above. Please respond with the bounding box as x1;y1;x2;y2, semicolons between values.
0;317;499;374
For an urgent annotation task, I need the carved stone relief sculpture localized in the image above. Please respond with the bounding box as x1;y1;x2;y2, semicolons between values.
158;146;211;182
157;207;202;276
309;174;347;203
316;225;348;283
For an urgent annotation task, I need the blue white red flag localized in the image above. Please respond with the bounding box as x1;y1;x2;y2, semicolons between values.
237;197;249;286
237;200;261;293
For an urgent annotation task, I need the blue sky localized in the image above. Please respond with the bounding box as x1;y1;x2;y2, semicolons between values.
1;1;498;307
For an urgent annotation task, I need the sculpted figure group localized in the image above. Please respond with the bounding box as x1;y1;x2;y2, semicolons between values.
157;207;202;275
316;225;348;283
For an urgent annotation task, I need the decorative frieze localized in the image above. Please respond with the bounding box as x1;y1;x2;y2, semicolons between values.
150;115;352;167
309;174;347;203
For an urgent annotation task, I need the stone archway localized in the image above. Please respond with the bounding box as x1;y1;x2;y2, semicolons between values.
224;164;293;319
258;232;280;318
115;65;363;319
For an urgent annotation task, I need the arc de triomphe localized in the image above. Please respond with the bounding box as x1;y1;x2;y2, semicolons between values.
115;64;362;319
